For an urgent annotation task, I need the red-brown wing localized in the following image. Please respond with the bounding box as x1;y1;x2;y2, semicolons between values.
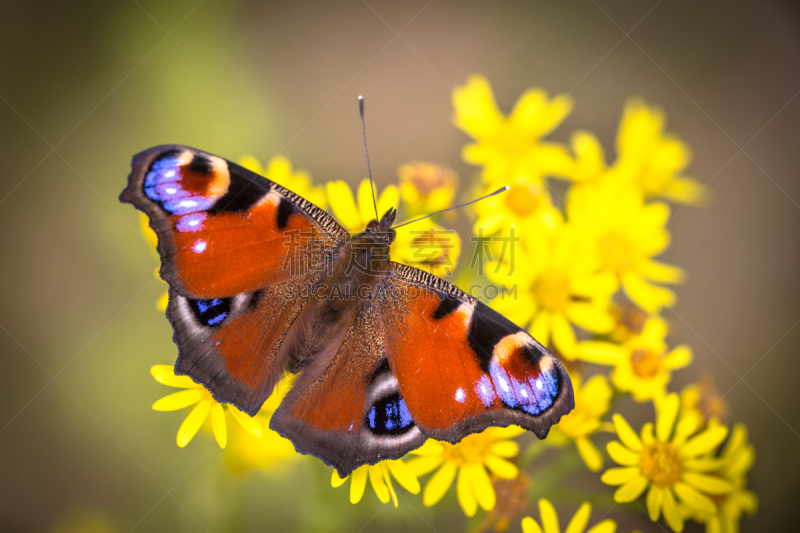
167;276;317;415
120;145;346;413
380;263;574;442
270;301;426;476
120;145;347;299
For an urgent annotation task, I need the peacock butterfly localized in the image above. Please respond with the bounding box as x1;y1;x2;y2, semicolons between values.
121;139;574;476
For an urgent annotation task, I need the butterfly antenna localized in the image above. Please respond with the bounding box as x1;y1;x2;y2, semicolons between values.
392;186;510;229
359;96;379;221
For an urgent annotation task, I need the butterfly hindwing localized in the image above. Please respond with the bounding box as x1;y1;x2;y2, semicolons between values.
270;301;426;476
167;273;322;415
380;263;574;442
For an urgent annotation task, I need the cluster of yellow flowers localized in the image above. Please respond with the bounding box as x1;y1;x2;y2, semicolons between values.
143;75;756;532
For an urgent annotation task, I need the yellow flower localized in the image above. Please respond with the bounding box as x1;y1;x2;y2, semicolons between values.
326;178;399;234
239;154;327;209
549;373;613;472
568;180;684;312
224;376;299;474
150;365;263;448
139;213;168;311
581;317;692;402
683;423;758;533
453;75;573;184
331;459;421;508
407;427;523;517
224;420;298;474
680;375;729;428
522;499;617;533
488;221;616;359
397;161;458;217
601;394;733;532
483;474;531;531
609;303;649;342
566;131;609;187
611;99;706;205
392;223;461;278
473;176;561;236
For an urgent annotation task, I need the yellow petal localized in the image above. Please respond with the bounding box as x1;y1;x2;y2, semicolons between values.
681;472;733;494
538;498;560;533
601;467;640;486
607;441;639;466
156;290;169;311
150;365;197;388
228;406;263;438
326;180;360;232
565;502;591;533
331;469;348;488
579;342;625;365
663;345;693;370
368;464;390;504
586;520;617;533
237;154;264;174
423;461;457;506
152;389;205;411
638;260;685;284
485;454;519;479
613;474;648;503
661;488;684;532
613;414;643;451
530;311;551;348
357;180;377;224
522;517;544;533
211;403;227;448
641;422;655;445
350;466;368;504
490;425;526;439
176;398;211;447
646;485;662;521
656;393;680;442
683;457;724;472
663;176;708;206
466;463;495;511
409;439;444;456
673;481;716;514
381;463;399;508
406;455;443;477
621;270;676;313
576;437;603;472
552;312;578;357
386;460;420;494
376;184;400;219
567;303;615;334
490;440;519;458
680;425;728;457
456;467;477;517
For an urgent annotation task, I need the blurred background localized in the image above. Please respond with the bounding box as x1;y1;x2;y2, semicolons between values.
1;0;798;531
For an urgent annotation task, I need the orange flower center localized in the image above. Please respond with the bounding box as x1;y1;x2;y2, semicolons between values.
442;433;493;466
630;349;662;379
531;273;570;312
640;442;683;487
408;230;455;271
504;185;541;218
614;305;647;339
406;163;455;196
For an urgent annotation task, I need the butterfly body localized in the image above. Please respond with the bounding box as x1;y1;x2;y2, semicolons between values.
122;145;574;476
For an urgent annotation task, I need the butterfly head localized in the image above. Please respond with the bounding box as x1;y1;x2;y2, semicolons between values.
363;207;397;245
